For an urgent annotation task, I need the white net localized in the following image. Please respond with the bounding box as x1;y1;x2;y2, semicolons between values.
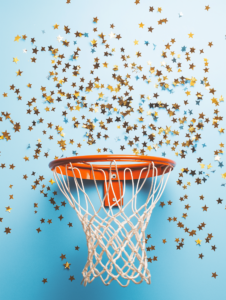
53;160;172;287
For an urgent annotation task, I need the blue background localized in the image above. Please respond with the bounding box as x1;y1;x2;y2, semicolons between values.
1;0;226;299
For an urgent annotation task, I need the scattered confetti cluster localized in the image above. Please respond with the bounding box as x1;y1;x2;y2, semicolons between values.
1;1;225;290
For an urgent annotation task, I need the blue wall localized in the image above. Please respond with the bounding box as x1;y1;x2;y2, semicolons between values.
0;0;226;299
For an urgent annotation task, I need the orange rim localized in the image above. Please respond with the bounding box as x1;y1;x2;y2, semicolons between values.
49;155;176;181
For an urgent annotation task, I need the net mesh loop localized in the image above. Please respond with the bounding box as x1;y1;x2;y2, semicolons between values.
53;160;172;287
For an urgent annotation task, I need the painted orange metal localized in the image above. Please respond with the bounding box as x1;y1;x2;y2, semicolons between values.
49;155;176;181
49;155;176;207
104;181;123;207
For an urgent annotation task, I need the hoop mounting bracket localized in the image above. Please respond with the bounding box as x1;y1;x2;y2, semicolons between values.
104;181;123;207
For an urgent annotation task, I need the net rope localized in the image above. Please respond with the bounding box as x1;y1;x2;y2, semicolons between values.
52;160;172;287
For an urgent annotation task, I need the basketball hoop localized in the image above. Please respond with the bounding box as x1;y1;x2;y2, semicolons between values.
49;155;176;287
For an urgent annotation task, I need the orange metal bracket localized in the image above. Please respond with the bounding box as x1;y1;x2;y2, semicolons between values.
104;181;123;207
